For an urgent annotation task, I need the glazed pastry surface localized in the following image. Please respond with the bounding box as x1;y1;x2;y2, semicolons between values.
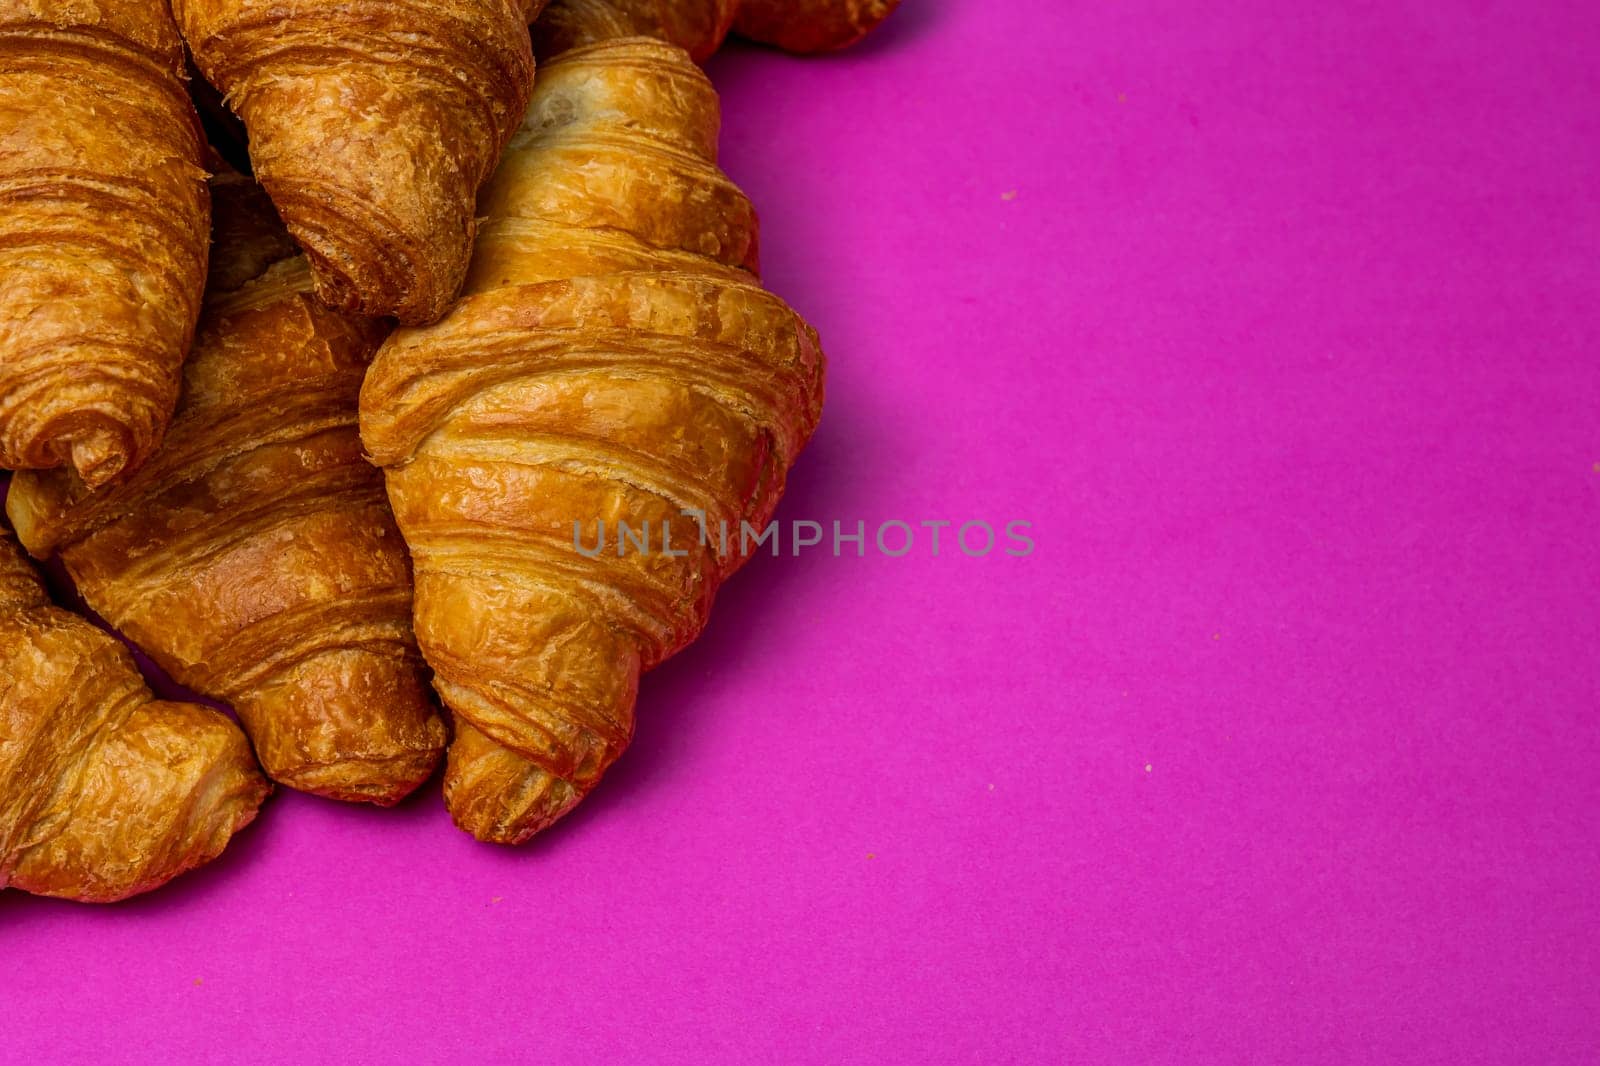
0;523;266;903
8;173;447;806
362;38;825;843
0;0;210;487
172;0;536;325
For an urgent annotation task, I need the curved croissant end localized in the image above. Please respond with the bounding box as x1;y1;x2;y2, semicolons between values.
733;0;902;53
173;0;535;325
0;2;210;487
0;527;267;903
361;40;824;843
529;0;899;60
532;0;739;62
6;173;447;807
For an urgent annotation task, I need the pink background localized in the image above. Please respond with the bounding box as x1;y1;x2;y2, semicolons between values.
5;1;1599;1061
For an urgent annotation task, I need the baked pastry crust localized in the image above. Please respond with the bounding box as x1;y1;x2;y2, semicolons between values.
8;172;447;806
0;522;266;903
530;0;898;59
533;0;739;62
172;0;536;325
0;0;210;487
362;39;824;843
734;0;901;52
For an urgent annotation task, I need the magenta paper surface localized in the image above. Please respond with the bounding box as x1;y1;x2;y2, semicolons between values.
5;2;1599;1062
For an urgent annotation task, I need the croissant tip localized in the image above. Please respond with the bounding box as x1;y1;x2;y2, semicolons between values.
448;795;576;847
67;427;132;489
452;812;539;847
267;750;443;807
442;730;586;845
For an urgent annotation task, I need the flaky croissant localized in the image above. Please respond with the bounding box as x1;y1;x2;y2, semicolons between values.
172;0;536;325
531;0;897;59
0;521;266;903
0;1;210;488
7;171;447;806
361;38;825;843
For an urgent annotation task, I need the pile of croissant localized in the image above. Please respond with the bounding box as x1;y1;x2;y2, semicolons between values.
0;0;895;903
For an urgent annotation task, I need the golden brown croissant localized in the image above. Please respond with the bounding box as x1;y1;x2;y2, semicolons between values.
7;171;448;806
0;1;210;488
530;0;896;59
172;0;536;325
361;38;825;843
0;521;266;903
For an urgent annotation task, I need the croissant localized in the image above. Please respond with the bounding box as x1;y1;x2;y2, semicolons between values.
171;0;536;325
361;38;825;843
7;171;448;806
530;0;897;59
733;0;901;53
0;521;266;902
532;0;738;61
0;1;210;488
